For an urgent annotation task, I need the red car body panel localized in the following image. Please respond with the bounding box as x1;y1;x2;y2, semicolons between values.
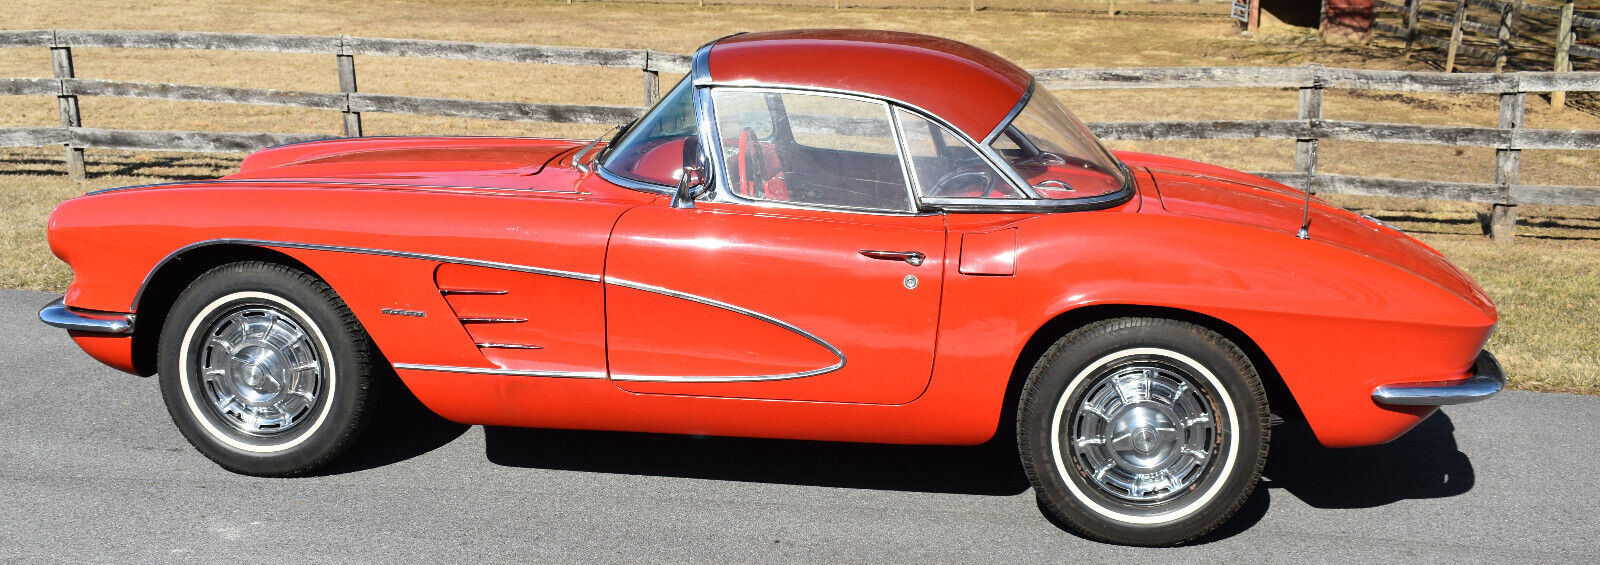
46;31;1496;450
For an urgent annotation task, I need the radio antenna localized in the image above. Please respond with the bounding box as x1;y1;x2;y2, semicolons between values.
1297;184;1314;240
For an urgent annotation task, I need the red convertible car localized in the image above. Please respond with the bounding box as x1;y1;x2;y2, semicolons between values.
41;30;1502;545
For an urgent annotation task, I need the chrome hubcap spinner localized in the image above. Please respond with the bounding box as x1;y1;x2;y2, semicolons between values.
1067;361;1219;504
197;306;323;436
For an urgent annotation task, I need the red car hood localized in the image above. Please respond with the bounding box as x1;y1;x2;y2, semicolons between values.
1115;151;1496;319
224;136;583;187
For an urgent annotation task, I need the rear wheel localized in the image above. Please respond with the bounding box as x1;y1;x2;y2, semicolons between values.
1017;318;1268;546
157;261;374;476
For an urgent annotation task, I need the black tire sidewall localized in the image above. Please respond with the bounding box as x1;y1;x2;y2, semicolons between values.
157;264;369;476
1019;319;1266;546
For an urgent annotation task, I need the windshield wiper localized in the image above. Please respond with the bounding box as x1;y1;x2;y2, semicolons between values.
572;123;626;174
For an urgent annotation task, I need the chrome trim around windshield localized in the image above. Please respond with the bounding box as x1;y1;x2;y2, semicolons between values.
39;297;134;334
921;188;1133;213
393;363;605;379
1372;350;1506;406
596;164;673;195
983;81;1034;146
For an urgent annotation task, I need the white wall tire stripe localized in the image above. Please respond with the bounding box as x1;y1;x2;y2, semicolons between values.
1048;347;1240;525
178;291;337;454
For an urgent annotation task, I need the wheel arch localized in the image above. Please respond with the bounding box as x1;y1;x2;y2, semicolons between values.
998;303;1303;441
129;242;319;376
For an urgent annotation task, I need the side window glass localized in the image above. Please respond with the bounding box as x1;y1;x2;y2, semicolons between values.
712;89;912;212
896;108;1018;199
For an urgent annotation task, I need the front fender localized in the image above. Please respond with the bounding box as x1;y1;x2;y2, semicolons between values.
932;210;1493;447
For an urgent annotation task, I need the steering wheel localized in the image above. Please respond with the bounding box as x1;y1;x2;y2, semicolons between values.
927;162;1003;198
736;127;769;198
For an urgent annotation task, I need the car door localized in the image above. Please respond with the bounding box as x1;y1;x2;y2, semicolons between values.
604;88;945;405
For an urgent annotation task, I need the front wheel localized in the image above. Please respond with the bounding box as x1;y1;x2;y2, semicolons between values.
157;261;374;476
1017;318;1269;546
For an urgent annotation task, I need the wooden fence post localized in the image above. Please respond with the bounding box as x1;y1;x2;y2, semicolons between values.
337;35;362;138
1492;86;1524;243
50;39;86;179
1446;0;1468;73
1553;1;1575;109
1404;0;1422;57
642;51;660;106
1494;1;1522;73
1295;69;1324;177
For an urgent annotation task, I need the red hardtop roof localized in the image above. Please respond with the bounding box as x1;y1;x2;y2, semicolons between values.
707;29;1032;140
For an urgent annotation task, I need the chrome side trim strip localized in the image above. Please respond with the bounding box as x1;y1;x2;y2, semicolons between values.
88;178;579;197
476;343;543;350
131;238;599;312
38;297;134;335
457;316;528;324
1372;350;1506;406
135;239;847;384
256;240;601;281
439;288;509;296
604;276;847;383
392;363;604;379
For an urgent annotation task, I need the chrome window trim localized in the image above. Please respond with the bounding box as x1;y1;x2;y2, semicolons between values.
695;80;1040;202
702;86;921;215
595;164;673;195
921;190;1132;213
983;81;1034;146
891;105;1025;202
980;81;1135;202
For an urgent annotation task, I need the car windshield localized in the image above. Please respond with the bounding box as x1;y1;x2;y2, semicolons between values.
600;76;699;186
988;89;1129;199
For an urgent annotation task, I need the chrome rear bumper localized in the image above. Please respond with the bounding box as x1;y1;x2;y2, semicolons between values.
1372;350;1505;406
38;297;135;335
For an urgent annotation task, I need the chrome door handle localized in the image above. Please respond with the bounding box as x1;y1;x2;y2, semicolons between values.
859;249;925;266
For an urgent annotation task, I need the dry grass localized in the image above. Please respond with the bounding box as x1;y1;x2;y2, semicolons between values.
1;0;1597;393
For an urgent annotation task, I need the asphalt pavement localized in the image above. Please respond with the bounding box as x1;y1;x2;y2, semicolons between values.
1;288;1595;563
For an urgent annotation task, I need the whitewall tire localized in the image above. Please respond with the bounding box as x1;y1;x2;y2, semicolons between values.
157;261;374;476
1018;318;1269;546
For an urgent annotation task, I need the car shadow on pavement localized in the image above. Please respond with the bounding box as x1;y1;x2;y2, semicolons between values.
1260;410;1475;509
482;426;1032;496
308;369;472;476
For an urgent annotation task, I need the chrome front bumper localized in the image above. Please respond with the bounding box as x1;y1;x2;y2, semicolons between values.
1372;350;1505;406
38;297;135;335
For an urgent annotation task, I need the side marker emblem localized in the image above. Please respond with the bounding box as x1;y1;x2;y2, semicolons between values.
381;308;426;318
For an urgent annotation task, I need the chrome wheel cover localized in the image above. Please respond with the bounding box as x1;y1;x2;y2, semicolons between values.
1064;358;1221;505
195;304;324;436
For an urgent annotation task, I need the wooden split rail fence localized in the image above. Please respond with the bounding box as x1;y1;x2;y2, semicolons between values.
3;29;1600;242
1376;0;1600;85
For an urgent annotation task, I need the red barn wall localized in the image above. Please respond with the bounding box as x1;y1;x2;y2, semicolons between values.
1321;0;1375;42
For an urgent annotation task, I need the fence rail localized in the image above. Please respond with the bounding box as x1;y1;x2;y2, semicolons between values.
1375;0;1600;73
3;29;1600;242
